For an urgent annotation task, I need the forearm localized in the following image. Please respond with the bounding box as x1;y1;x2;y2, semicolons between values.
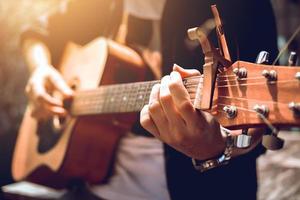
22;38;52;73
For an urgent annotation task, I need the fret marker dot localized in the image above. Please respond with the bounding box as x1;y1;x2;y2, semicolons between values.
123;96;127;101
139;95;143;99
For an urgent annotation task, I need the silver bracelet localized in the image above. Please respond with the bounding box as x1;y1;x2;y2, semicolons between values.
192;127;234;172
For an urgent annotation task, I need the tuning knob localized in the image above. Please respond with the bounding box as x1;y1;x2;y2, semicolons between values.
262;134;285;150
235;129;251;148
262;69;277;81
256;51;270;64
296;72;300;80
223;105;237;118
288;51;298;66
289;101;300;117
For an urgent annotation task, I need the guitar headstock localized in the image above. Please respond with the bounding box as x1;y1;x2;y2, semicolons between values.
212;61;300;129
186;5;300;150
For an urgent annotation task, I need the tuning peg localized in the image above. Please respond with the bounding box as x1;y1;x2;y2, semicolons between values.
223;105;237;118
262;69;277;81
233;67;247;79
289;101;300;117
288;51;298;66
262;134;285;150
256;51;270;64
235;129;251;148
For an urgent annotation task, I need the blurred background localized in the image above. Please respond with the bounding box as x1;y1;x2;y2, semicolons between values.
0;0;299;199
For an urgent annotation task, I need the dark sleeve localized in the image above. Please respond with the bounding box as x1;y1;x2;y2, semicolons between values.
162;1;277;199
21;0;123;66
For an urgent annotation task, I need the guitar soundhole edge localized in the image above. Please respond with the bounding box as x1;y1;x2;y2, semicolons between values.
36;117;65;154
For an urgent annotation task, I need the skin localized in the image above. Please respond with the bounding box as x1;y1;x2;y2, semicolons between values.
140;64;264;160
23;39;73;120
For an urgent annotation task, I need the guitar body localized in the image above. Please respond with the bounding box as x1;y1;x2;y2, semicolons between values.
12;38;146;188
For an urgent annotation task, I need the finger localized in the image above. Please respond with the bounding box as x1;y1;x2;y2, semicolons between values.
147;83;169;136
159;75;185;126
49;70;73;97
140;105;160;137
47;105;68;116
149;83;161;104
31;105;67;120
169;71;198;123
173;63;200;77
32;83;62;106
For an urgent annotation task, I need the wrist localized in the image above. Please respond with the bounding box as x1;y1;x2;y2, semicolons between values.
192;127;234;172
194;125;226;160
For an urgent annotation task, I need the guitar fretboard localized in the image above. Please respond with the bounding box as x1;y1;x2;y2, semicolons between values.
70;76;202;116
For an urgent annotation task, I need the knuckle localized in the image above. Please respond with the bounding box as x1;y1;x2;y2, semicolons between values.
140;115;152;128
152;83;161;91
168;80;181;91
148;101;161;113
160;93;172;105
178;100;193;112
169;123;179;134
173;133;184;143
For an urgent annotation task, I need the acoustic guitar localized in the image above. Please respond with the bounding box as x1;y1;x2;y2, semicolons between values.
12;7;300;189
12;37;300;188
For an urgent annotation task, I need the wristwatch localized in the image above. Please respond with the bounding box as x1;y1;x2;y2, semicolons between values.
192;127;234;172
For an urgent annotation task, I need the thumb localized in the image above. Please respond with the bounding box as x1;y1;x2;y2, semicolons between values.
49;70;73;97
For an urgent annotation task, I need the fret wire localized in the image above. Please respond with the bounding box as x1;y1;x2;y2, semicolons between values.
71;77;203;115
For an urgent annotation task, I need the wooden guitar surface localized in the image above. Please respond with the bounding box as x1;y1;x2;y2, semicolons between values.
12;38;146;188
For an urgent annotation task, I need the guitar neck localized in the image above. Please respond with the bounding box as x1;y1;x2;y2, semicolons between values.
70;76;201;116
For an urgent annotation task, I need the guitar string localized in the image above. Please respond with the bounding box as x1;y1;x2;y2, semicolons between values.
215;102;299;128
73;88;296;111
72;95;293;116
217;96;293;106
76;80;299;104
72;79;299;112
71;99;286;114
73;78;299;106
216;103;296;119
71;72;299;113
217;79;299;88
214;103;291;129
72;71;300;98
72;90;296;116
216;103;258;114
75;79;299;100
72;98;291;115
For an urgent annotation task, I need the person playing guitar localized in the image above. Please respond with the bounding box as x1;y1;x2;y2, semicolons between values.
19;0;280;199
